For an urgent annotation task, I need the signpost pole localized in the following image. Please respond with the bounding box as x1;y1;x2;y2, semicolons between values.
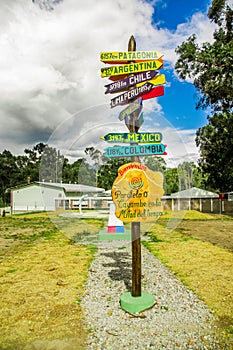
127;35;141;297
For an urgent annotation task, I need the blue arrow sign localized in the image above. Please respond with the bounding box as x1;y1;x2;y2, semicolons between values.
104;143;166;158
136;112;144;129
125;112;144;130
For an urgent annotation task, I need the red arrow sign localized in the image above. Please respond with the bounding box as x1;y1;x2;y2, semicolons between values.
110;82;153;108
141;85;164;101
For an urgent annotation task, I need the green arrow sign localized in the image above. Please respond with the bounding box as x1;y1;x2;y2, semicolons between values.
101;132;163;143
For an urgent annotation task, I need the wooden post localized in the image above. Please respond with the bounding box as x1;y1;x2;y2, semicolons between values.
127;35;141;297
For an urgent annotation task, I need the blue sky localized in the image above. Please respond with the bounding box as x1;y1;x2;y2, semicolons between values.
158;73;206;130
154;0;210;31
153;0;211;131
0;0;217;166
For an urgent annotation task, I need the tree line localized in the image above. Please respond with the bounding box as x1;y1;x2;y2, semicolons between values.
0;143;203;205
175;0;233;193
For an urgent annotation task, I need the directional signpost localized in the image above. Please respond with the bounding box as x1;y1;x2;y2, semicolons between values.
136;73;166;88
111;81;165;108
125;112;145;130
104;144;166;158
118;98;142;121
101;59;163;78
141;85;164;101
101;132;162;143
110;82;153;108
105;70;158;94
100;35;167;314
100;50;163;63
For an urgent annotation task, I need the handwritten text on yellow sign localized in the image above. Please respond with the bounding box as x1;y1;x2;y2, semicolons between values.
112;162;164;222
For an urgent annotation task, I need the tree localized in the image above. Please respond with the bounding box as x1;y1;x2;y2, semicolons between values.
144;156;166;173
84;147;106;187
175;0;233;191
164;168;179;195
97;157;130;190
19;143;47;183
0;150;18;203
196;112;233;191
39;145;65;183
177;162;204;190
175;0;232;113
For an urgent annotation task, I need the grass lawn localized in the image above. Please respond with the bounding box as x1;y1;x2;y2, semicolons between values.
0;210;232;348
0;213;99;350
143;210;233;344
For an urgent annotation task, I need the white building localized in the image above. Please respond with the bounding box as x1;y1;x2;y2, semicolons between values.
8;182;105;213
170;187;219;211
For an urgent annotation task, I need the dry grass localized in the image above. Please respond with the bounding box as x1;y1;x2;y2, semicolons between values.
143;214;233;344
173;220;233;251
159;209;233;220
1;210;233;347
0;214;98;350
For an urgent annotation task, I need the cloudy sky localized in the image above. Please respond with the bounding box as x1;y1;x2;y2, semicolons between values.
0;0;218;167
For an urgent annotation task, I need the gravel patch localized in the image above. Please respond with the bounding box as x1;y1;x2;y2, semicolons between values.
82;240;221;349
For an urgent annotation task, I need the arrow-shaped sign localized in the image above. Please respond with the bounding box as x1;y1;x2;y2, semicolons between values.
101;132;162;143
111;82;153;108
141;85;164;101
125;112;144;131
111;84;165;108
137;74;166;89
100;50;163;63
101;60;163;78
105;70;157;94
118;98;142;121
104;143;167;158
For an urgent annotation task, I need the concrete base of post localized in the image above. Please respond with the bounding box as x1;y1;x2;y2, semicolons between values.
120;291;154;314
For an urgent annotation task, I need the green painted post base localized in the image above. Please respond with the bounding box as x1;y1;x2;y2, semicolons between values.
120;291;154;314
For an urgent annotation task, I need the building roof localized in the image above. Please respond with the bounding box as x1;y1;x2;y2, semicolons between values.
171;187;218;199
38;182;105;193
8;182;105;194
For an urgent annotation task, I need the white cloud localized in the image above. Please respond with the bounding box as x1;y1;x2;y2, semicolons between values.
0;0;214;165
136;11;217;67
45;103;199;168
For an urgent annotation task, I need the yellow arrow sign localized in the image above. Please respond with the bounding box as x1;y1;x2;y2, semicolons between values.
101;60;163;78
136;74;166;88
100;50;163;63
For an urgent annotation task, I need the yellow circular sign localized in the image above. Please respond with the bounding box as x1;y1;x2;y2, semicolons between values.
112;162;164;222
